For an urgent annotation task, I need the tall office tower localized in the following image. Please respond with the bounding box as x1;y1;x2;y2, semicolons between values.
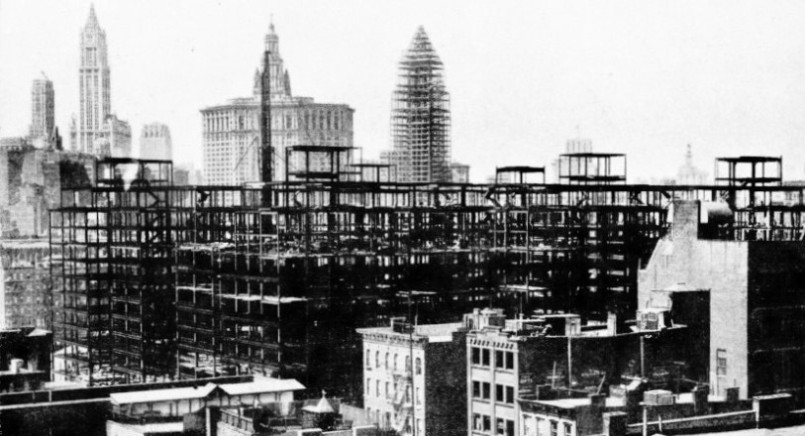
75;5;112;156
139;123;173;161
201;21;353;190
389;26;451;183
29;76;55;145
101;114;132;158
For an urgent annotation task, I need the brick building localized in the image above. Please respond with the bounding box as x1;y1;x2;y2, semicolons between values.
357;318;467;436
466;308;696;436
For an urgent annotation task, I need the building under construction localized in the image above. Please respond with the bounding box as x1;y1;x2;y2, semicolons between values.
388;26;451;183
49;151;805;401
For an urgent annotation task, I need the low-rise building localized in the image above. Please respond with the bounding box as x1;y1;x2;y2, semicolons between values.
357;318;468;436
0;326;52;393
107;377;305;436
466;307;696;436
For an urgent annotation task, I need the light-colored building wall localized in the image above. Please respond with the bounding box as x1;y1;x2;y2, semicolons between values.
29;77;55;141
468;330;518;436
139;123;173;161
358;321;466;436
638;201;749;398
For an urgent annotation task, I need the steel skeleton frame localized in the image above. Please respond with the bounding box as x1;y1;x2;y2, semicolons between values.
50;153;805;398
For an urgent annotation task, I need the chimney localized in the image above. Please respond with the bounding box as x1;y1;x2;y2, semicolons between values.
726;386;740;403
693;384;709;415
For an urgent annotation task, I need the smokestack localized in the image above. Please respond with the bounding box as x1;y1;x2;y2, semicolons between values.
261;50;273;185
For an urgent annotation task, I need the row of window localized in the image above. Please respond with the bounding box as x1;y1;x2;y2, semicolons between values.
472;381;514;404
365;349;422;375
472;347;515;370
204;109;349;133
522;417;573;436
365;378;422;403
472;414;514;436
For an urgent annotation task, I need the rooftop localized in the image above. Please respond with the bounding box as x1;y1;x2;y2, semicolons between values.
110;377;305;405
358;322;464;343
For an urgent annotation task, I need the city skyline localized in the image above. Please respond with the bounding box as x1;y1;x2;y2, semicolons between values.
2;1;805;181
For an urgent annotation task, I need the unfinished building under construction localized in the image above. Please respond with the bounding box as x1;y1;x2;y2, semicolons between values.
389;26;451;183
48;146;805;401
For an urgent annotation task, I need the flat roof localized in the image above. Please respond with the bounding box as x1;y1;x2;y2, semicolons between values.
688;424;805;435
536;397;625;409
358;322;464;343
110;421;184;434
110;377;304;405
110;383;217;404
219;377;305;396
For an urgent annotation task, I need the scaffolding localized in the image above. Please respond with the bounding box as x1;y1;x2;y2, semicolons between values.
50;153;805;398
390;26;451;184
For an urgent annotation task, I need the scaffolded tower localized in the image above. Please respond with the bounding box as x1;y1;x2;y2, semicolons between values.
391;27;451;183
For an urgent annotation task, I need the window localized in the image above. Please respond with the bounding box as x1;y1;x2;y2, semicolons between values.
472;381;493;399
376;351;380;367
376;380;381;396
472;347;481;365
416;357;422;374
366;378;371;395
385;352;389;368
717;348;727;376
506;351;514;370
496;350;504;368
496;418;514;436
550;421;558;436
394;354;398;371
563;422;572;436
474;414;483;431
506;386;514;404
385;382;390;398
416;387;422;404
496;384;504;402
482;349;491;366
483;415;491;432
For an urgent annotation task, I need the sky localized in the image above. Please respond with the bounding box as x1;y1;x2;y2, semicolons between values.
2;0;805;182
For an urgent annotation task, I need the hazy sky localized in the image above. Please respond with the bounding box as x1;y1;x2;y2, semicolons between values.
2;0;805;182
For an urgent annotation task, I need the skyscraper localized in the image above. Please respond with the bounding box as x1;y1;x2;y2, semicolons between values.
389;27;451;183
201;21;353;189
139;123;173;161
75;4;111;155
29;75;55;143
